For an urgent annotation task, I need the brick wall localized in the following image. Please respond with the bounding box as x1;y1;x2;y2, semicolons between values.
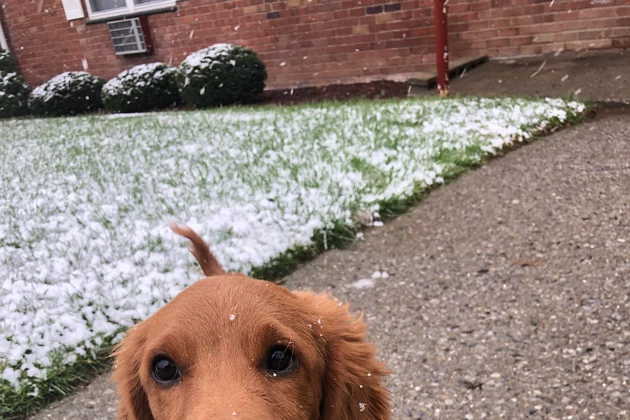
449;0;630;58
1;0;629;90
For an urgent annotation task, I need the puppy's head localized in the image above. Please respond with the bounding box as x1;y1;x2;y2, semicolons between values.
112;226;389;420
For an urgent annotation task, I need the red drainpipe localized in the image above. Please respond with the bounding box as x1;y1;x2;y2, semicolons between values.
434;0;449;97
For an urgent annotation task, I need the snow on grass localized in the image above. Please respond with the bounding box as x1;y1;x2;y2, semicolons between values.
0;97;585;413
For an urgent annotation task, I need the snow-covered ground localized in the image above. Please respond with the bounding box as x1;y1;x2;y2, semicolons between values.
0;97;584;400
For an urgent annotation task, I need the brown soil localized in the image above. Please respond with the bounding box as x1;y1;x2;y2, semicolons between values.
256;80;409;106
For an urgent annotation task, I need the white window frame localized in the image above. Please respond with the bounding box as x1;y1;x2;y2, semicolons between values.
84;0;175;20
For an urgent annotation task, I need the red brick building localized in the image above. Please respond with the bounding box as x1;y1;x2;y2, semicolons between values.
0;0;628;90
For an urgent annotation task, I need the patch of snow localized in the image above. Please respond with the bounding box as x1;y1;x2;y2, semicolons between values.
104;112;150;119
351;279;375;289
31;72;97;103
0;72;28;92
102;63;177;98
180;43;235;74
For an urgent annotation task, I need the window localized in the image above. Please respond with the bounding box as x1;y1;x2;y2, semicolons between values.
85;0;175;19
91;0;126;13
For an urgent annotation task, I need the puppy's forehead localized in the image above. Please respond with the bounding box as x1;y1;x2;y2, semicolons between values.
154;276;305;327
140;276;315;363
184;276;295;305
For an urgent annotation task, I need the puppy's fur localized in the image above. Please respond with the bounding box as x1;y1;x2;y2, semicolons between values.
112;224;390;419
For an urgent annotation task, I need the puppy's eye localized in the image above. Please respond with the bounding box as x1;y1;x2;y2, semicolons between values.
265;344;296;374
152;357;180;384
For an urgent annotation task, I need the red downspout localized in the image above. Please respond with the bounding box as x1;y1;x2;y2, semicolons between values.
434;0;449;97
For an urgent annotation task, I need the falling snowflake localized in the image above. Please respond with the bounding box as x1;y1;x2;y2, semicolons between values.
359;402;367;412
530;60;547;78
229;313;236;321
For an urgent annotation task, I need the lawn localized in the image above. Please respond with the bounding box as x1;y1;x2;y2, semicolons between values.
0;97;585;416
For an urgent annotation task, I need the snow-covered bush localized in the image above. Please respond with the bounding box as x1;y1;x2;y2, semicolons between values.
102;63;181;113
29;71;104;117
178;43;267;108
0;50;18;74
0;72;30;118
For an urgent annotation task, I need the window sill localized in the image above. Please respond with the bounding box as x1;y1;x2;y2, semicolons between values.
85;5;176;25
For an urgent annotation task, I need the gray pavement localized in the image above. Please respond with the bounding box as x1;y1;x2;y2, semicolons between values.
424;50;630;104
30;111;630;419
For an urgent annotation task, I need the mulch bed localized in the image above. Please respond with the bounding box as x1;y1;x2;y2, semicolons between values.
255;80;410;106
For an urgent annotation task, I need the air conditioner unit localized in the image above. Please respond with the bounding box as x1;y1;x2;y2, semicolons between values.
107;17;153;55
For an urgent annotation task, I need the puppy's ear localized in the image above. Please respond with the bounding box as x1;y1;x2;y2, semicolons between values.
111;324;154;420
297;292;390;420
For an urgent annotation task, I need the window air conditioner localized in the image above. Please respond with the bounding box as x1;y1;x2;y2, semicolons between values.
107;17;153;55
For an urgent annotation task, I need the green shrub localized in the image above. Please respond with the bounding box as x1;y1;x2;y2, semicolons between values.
0;72;30;118
0;50;18;74
178;43;267;108
102;63;181;113
29;72;104;117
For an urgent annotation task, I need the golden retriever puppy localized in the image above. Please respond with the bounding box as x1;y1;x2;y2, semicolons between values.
112;224;389;420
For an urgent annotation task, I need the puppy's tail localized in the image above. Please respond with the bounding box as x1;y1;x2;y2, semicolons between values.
169;223;225;277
